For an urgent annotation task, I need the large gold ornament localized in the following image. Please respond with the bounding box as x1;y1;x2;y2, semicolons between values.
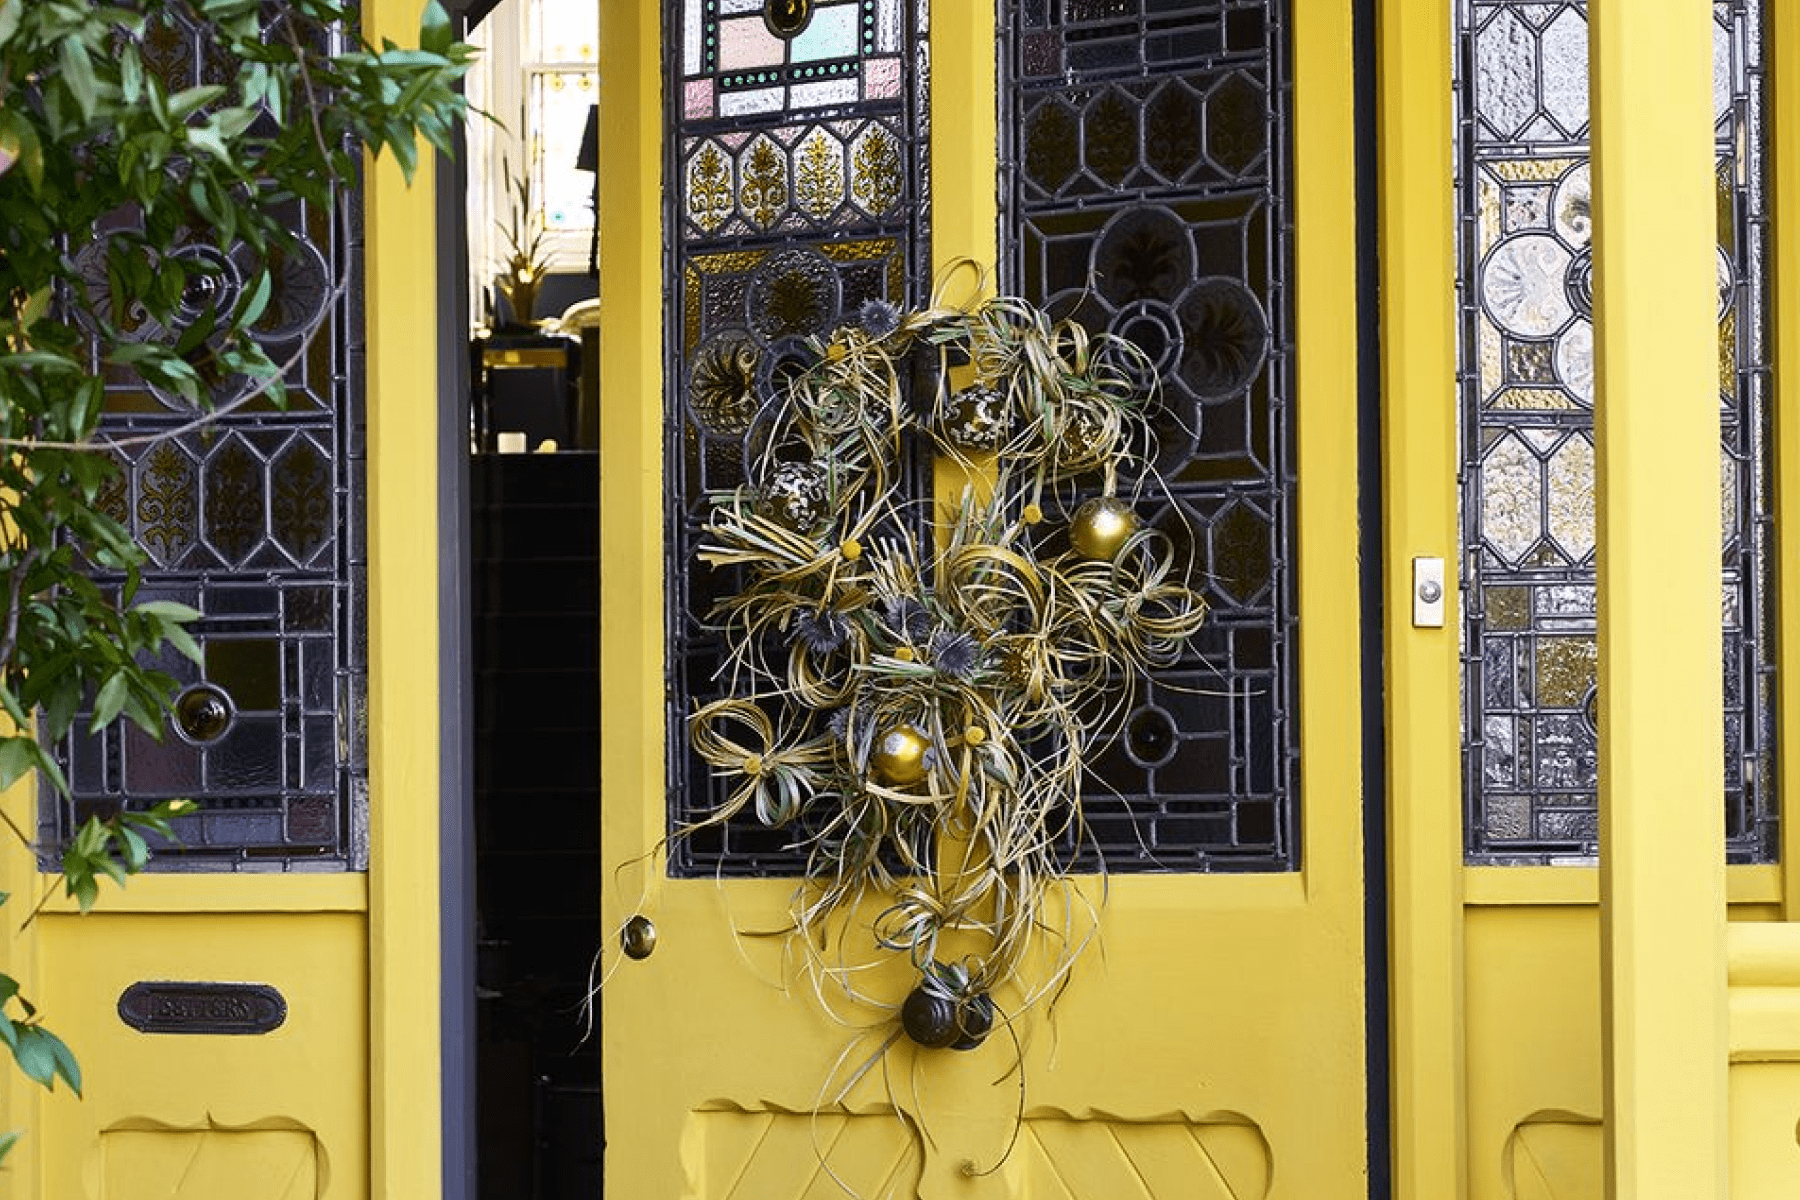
870;724;928;786
1069;497;1139;560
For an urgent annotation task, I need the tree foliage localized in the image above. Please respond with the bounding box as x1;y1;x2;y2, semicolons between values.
0;0;470;1128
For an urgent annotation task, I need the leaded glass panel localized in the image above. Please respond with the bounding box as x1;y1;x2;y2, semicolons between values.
1000;0;1297;871
1456;0;1777;862
667;0;931;876
40;7;368;871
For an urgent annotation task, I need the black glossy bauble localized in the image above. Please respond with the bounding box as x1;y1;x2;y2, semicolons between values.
951;992;995;1051
900;986;959;1048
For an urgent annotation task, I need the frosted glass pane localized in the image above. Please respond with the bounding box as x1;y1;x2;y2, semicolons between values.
530;0;596;61
1456;0;1776;863
530;71;598;231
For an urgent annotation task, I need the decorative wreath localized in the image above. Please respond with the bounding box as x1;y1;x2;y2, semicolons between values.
684;276;1209;1052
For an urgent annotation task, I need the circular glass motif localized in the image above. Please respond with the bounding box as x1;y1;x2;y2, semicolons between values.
1094;206;1195;306
249;237;331;344
1552;162;1592;245
169;243;244;329
1174;277;1268;399
1481;234;1575;338
173;682;236;746
746;249;842;342
762;0;814;38
1113;300;1184;382
1123;705;1180;770
688;334;763;437
1554;320;1594;406
1564;248;1594;319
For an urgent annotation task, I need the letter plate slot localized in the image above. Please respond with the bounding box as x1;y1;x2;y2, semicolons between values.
118;981;287;1036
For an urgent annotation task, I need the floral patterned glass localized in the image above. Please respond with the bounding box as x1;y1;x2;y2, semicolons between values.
666;0;932;876
1456;0;1777;862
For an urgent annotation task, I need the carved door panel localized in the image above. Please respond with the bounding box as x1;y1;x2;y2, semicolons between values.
600;1;1370;1196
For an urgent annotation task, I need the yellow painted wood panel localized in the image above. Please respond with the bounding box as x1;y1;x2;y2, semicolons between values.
101;1129;319;1200
1463;908;1602;1200
1374;0;1466;1196
34;913;368;1200
1589;4;1730;1197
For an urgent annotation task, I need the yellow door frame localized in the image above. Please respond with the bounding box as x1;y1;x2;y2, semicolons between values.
1379;3;1800;1197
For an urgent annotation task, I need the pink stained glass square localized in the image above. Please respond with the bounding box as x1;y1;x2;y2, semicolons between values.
685;79;715;119
863;58;901;100
719;16;786;72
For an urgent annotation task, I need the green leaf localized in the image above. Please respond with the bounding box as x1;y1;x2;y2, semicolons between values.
121;43;144;105
12;1026;57;1090
44;1027;80;1097
89;673;129;732
0;1130;19;1166
132;601;202;623
0;0;20;48
0;737;35;792
58;39;100;124
167;85;227;122
420;0;453;55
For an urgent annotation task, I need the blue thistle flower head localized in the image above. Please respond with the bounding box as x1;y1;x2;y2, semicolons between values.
883;596;934;642
930;631;980;678
857;299;902;339
793;609;851;655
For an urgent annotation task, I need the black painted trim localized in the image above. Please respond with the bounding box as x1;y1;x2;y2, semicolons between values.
1353;0;1392;1193
437;3;478;1191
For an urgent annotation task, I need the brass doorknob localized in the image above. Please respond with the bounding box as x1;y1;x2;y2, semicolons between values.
621;915;657;960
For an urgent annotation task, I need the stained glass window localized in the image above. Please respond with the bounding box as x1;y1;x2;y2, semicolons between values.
1455;0;1777;862
666;0;931;875
40;8;368;871
1000;0;1297;871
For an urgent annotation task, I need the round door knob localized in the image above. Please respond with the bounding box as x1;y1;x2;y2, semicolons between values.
173;683;235;745
621;915;657;960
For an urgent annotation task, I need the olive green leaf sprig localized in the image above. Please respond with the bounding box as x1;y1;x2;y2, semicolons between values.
684;289;1208;1049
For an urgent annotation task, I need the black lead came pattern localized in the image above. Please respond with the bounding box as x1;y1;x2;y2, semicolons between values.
1001;0;1298;873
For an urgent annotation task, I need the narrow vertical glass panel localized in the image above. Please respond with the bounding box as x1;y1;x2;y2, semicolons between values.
43;5;367;871
665;0;931;877
999;0;1298;872
1455;0;1777;863
529;70;599;231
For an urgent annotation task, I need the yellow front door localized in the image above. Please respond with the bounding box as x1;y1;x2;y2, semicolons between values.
600;1;1369;1196
0;2;446;1193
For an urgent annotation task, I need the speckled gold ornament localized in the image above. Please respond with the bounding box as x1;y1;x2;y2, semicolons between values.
942;385;1011;451
871;724;929;786
1069;497;1139;561
758;461;829;530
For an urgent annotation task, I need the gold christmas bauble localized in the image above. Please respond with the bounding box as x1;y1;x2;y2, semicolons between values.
1069;498;1138;561
871;724;929;786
